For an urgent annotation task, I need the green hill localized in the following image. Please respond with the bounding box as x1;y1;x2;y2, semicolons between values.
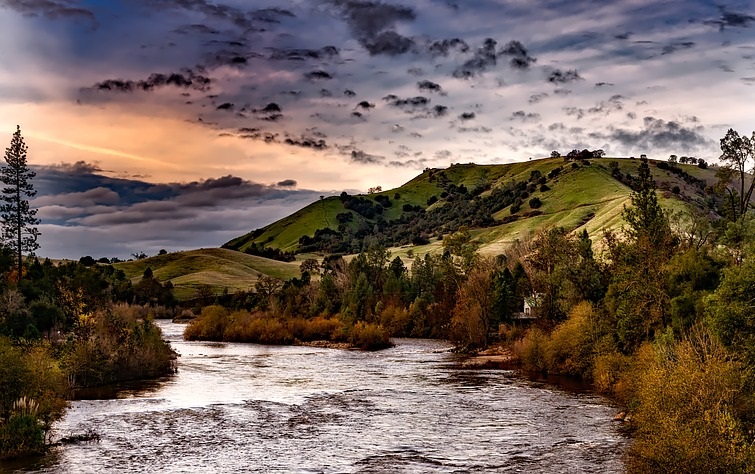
226;157;720;257
114;248;301;301
130;157;722;300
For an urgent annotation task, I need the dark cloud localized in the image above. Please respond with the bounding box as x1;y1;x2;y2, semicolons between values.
276;179;297;187
499;40;536;69
344;89;357;97
142;0;254;29
608;117;713;152
88;69;211;93
1;0;96;24
216;102;234;110
304;70;334;81
432;105;448;117
417;80;443;93
459;112;475;121
355;101;375;110
319;89;332;97
362;30;415;55
511;111;541;122
257;103;281;113
705;7;755;30
174;23;219;35
661;41;695;55
252;7;295;23
330;0;417;56
428;38;469;56
387;95;430;112
547;69;583;84
268;46;340;61
529;93;549;104
283;135;328;150
350;149;384;164
453;38;498;78
595;82;614;88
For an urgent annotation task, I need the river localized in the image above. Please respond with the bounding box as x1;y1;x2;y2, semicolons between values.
7;320;627;473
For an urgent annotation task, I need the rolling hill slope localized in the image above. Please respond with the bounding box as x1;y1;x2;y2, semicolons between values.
132;157;723;300
114;248;301;301
226;157;720;257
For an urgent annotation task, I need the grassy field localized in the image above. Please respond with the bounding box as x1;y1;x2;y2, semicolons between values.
114;248;301;301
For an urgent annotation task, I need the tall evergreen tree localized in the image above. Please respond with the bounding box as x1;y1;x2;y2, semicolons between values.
1;126;39;276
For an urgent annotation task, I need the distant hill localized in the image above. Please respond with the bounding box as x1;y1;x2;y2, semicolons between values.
114;248;300;301
225;157;720;257
127;157;721;300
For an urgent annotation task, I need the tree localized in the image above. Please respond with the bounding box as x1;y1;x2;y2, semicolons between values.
717;128;755;221
1;126;39;276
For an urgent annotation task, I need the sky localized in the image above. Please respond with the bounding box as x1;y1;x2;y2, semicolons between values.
1;0;754;259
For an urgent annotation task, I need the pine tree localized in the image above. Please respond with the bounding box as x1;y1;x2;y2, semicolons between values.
1;126;39;276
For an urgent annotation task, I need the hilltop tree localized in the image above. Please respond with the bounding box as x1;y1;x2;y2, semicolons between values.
717;128;755;221
1;126;39;276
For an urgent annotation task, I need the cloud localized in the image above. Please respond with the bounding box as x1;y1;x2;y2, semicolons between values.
608;117;713;152
268;46;340;61
304;70;334;81
276;179;297;187
428;38;469;56
459;112;475;121
1;0;96;24
705;7;755;30
499;40;536;69
86;69;212;93
511;111;541;122
350;149;384;164
417;80;443;93
34;187;119;208
547;69;583;84
453;38;498;78
387;95;430;112
330;0;417;56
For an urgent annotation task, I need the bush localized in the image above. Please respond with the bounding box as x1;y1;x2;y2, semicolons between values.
528;197;542;209
0;339;68;460
544;302;595;376
349;322;392;350
62;307;176;387
183;305;228;341
512;328;548;372
627;331;755;472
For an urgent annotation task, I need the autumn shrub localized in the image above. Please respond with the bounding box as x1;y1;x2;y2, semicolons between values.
591;349;633;396
378;305;411;336
512;327;548;371
0;339;68;460
498;323;526;344
349;322;392;350
626;330;755;473
288;316;346;342
62;307;176;387
183;305;228;341
544;302;596;376
222;312;294;345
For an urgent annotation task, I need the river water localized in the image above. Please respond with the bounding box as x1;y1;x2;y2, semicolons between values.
8;321;627;473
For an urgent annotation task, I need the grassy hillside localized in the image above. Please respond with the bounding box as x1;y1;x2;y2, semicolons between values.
227;157;721;256
136;157;720;300
114;248;301;301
